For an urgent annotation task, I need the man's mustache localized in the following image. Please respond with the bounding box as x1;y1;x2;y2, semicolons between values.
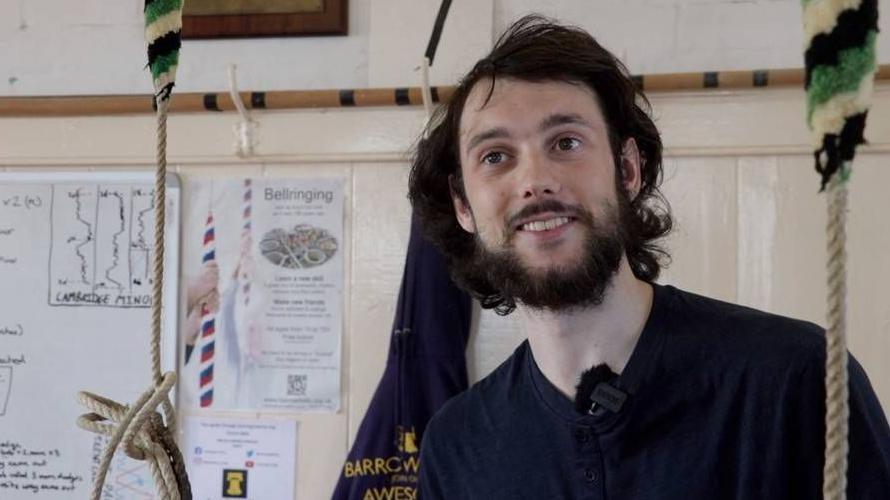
504;199;587;233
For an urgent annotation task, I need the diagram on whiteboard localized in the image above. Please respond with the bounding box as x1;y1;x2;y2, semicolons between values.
49;185;156;308
0;173;181;499
92;436;156;499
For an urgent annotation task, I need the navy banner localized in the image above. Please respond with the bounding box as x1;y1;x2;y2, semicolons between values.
331;215;471;500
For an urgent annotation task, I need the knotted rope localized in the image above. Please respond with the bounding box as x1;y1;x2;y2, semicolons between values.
76;2;191;499
802;1;878;498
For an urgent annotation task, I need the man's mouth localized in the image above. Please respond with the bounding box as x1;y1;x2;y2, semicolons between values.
518;216;573;232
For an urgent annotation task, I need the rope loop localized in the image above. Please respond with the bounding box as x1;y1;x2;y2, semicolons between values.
77;371;189;500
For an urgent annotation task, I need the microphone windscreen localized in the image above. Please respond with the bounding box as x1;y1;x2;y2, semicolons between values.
573;364;617;414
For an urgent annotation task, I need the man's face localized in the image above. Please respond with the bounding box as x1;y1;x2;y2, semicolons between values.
452;78;640;310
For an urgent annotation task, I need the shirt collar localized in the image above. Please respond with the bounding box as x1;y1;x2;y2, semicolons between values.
524;282;670;425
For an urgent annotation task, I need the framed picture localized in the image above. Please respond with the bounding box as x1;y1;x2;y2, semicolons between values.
183;0;348;39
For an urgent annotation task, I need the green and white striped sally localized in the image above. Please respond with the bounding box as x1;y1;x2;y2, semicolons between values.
803;0;878;190
803;2;878;500
145;0;184;102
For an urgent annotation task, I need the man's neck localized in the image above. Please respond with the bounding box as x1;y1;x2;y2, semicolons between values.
519;256;654;400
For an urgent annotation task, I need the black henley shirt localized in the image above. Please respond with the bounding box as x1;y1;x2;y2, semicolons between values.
418;284;890;499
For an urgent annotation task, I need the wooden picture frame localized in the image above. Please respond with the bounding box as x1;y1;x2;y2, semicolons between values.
182;0;348;39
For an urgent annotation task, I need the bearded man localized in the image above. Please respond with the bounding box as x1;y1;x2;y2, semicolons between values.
408;15;890;499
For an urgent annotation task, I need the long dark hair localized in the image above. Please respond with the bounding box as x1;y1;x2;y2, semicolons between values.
408;15;672;314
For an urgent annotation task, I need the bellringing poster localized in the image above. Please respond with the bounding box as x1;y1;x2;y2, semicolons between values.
180;177;344;412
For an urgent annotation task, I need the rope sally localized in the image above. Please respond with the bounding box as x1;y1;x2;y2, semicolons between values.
199;212;217;407
241;180;253;310
803;1;878;499
146;0;184;103
76;1;191;499
239;179;260;365
804;0;878;191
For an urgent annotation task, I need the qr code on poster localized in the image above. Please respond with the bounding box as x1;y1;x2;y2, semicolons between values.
288;374;308;396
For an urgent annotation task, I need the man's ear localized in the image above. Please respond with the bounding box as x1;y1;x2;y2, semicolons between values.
449;175;476;234
619;138;642;200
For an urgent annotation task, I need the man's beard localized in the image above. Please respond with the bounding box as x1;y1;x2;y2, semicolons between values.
466;195;628;312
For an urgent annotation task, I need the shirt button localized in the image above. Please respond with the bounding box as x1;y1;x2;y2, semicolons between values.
584;469;597;482
575;430;589;443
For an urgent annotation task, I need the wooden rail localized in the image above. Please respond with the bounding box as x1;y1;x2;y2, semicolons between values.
1;65;888;117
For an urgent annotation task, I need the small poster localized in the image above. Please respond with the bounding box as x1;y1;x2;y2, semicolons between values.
180;177;343;411
182;416;298;500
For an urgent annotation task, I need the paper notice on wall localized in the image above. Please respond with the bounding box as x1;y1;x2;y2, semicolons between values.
182;416;298;500
180;178;343;412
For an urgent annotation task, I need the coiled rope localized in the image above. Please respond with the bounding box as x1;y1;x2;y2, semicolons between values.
75;2;191;499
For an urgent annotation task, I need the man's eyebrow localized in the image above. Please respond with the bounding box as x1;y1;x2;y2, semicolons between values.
465;114;592;153
466;127;511;153
539;113;593;132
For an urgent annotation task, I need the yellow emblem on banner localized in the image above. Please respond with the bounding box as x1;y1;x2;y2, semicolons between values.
397;426;418;454
223;469;248;498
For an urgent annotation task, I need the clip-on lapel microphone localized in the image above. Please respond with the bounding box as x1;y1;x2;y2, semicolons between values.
573;364;628;416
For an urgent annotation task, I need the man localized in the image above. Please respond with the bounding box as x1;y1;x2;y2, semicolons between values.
408;15;890;499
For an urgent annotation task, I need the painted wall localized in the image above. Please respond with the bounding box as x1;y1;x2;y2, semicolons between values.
2;85;889;498
2;1;889;498
2;0;888;96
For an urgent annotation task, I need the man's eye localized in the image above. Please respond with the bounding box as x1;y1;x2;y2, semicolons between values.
555;137;581;151
482;151;506;165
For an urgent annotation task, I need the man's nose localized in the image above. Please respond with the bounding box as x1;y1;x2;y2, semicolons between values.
518;150;561;199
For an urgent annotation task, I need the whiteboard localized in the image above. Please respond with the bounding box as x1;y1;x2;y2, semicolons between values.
0;171;179;499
